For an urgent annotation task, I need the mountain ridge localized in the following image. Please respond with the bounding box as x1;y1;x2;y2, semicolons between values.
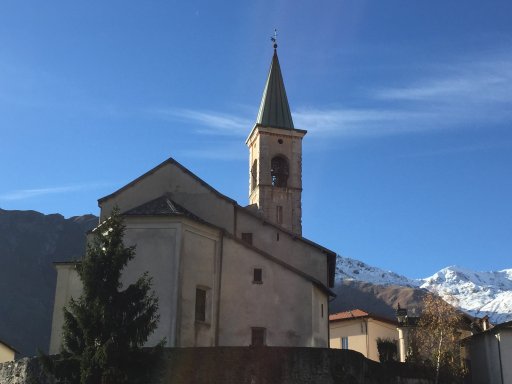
0;208;98;356
334;255;512;323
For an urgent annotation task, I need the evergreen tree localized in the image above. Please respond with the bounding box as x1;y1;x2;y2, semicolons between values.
376;337;397;363
45;208;161;384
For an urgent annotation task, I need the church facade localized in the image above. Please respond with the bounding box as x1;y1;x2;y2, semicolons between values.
49;46;336;353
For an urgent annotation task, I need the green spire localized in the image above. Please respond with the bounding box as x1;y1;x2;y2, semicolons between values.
256;47;295;130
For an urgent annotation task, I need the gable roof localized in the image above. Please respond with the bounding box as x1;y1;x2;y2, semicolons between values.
97;156;336;286
329;309;398;326
122;194;204;223
98;157;236;205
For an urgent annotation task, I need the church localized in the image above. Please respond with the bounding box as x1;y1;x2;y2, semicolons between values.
49;44;336;353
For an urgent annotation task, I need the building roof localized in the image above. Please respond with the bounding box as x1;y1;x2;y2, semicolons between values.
256;48;294;130
329;309;398;326
329;309;369;321
122;195;204;223
97;156;336;287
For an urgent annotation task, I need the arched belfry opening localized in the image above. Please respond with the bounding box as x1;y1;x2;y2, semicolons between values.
251;159;258;190
271;156;289;187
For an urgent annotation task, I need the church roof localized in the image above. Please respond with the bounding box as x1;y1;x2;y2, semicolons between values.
122;195;203;222
256;48;295;130
98;156;336;287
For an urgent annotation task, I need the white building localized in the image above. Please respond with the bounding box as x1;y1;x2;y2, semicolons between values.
465;320;512;384
49;45;336;353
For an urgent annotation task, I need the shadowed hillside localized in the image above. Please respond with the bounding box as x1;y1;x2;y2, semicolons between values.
331;280;429;319
0;209;97;356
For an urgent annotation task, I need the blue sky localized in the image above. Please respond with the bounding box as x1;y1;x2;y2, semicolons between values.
1;1;511;278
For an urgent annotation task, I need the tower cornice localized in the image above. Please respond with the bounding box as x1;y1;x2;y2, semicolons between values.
245;124;307;147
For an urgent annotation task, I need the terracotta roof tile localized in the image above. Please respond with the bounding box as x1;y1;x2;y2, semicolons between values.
329;309;398;326
329;309;369;321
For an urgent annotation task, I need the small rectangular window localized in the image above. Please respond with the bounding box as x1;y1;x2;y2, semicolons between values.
195;288;206;322
276;206;283;225
341;337;349;350
321;303;324;318
253;268;263;284
241;232;253;245
251;327;266;346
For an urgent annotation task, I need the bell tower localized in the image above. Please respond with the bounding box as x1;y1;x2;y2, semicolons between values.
246;42;306;235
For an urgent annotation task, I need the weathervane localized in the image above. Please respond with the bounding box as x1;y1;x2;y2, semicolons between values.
271;29;278;49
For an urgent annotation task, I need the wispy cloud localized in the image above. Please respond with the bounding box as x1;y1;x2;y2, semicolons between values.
147;51;512;140
374;55;512;111
293;107;435;137
376;56;512;102
296;53;512;137
0;183;111;201
396;140;512;158
148;107;252;136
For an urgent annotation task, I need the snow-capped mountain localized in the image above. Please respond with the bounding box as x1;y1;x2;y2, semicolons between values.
335;256;416;287
421;266;512;324
335;255;512;324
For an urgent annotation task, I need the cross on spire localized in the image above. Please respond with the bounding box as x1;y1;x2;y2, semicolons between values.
270;29;278;49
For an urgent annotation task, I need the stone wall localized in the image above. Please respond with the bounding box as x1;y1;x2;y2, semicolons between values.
154;347;432;384
0;358;52;384
0;347;433;384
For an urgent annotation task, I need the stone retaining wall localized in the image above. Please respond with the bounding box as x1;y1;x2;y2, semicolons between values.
0;357;52;384
0;347;433;384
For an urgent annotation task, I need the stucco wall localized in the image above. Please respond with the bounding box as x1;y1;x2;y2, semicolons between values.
312;285;329;346
330;319;369;357
122;217;184;347
501;330;512;384
218;238;327;347
235;209;328;286
330;318;398;362
177;223;220;347
49;264;83;354
469;328;512;384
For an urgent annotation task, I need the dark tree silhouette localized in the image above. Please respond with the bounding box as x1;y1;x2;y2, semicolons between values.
43;207;161;384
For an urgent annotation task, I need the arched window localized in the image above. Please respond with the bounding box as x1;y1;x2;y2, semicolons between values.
251;159;258;190
271;156;289;187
